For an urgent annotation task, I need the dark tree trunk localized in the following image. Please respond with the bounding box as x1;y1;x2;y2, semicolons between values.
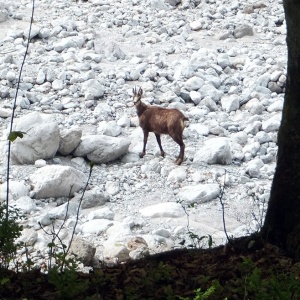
261;0;300;260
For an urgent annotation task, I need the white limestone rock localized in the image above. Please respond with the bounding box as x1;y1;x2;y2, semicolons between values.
81;219;113;235
58;127;82;155
73;135;130;164
0;180;30;201
72;188;109;209
30;165;87;199
38;202;79;226
245;158;264;178
81;79;105;100
262;114;281;132
177;184;220;204
87;207;114;221
98;121;122;137
14;196;37;214
11;112;60;164
17;228;38;246
221;95;240;112
167;167;187;182
140;202;185;218
184;76;205;91
193;138;232;165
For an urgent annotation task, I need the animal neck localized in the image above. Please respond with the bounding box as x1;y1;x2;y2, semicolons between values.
135;101;148;117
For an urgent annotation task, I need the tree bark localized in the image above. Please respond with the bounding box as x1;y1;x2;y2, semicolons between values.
261;0;300;260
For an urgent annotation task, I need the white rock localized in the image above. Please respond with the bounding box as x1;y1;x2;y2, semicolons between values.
221;95;239;112
34;159;47;168
189;91;202;105
246;158;264;178
189;124;209;136
184;76;204;91
73;135;130;163
58;127;82;155
81;219;113;235
0;180;30;201
105;181;120;196
15;196;37;213
73;188;109;209
81;79;105;100
167;167;187;182
177;184;220;204
39;202;79;225
140;202;185;218
193;138;232;165
30;165;87;199
17;228;38;246
98;121;121;137
87;207;114;221
190;20;203;31
262;114;281;132
230;131;248;146
11;112;60;164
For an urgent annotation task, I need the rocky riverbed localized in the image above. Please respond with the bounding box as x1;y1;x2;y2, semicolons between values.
0;0;286;268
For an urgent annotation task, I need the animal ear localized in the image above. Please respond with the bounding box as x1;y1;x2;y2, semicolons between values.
138;88;143;96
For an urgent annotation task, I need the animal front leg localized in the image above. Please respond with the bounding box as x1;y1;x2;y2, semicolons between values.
155;133;165;157
140;130;149;158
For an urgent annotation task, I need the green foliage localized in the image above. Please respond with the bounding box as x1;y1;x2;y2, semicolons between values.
178;281;221;300
236;257;300;300
48;252;88;300
0;205;24;269
7;131;26;142
188;232;214;249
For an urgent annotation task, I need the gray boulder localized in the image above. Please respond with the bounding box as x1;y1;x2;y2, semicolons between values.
73;135;130;163
11;112;60;164
194;138;232;165
30;165;87;199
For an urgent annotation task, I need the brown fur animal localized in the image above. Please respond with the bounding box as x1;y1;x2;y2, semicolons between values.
133;87;188;165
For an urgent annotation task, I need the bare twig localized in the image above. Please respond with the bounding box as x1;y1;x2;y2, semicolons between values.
66;162;94;254
218;169;233;246
5;0;35;220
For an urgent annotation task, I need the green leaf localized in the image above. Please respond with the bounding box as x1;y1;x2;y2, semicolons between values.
8;131;26;142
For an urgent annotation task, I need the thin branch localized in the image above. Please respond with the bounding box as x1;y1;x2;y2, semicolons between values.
219;169;233;246
5;0;35;220
66;162;94;254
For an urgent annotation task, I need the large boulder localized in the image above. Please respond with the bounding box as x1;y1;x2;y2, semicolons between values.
30;165;87;199
73;135;130;163
11;112;60;164
193;138;232;165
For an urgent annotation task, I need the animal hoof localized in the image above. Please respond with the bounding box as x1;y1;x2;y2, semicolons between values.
139;152;145;158
161;151;165;157
175;158;183;165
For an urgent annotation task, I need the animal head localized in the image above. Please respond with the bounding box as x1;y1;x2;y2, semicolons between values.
132;87;143;105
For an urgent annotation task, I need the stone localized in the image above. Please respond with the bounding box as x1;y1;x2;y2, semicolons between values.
193;138;232;165
140;202;185;218
30;165;87;199
177;184;220;204
11;112;60;164
73;135;131;164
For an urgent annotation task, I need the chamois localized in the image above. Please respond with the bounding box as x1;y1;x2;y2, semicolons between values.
133;87;188;165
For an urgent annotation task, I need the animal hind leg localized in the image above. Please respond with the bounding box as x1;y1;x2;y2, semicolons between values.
171;134;185;165
155;133;165;157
